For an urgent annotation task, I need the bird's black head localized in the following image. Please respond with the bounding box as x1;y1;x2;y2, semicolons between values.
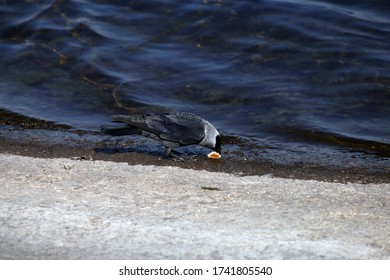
214;135;221;154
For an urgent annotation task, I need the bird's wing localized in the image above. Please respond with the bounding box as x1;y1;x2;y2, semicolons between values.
112;113;205;145
150;112;206;144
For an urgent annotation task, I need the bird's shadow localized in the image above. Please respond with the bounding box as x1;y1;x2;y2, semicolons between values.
94;142;207;159
95;145;163;157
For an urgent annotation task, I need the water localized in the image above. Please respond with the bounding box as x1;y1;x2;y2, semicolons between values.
0;0;389;169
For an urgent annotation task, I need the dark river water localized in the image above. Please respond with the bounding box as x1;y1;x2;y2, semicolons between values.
0;0;389;169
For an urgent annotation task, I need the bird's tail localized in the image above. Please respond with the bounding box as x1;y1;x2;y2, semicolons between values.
100;125;142;136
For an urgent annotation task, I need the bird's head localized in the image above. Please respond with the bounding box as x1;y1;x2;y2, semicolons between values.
200;121;221;154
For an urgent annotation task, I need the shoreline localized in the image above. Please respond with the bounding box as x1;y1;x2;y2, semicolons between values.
0;132;388;184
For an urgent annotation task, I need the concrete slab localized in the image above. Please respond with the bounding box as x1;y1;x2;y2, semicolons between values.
0;154;389;259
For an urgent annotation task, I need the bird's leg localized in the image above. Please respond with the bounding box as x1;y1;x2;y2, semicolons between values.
161;147;192;162
164;147;172;157
162;147;181;160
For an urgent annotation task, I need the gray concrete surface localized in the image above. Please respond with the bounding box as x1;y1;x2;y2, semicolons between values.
0;153;389;259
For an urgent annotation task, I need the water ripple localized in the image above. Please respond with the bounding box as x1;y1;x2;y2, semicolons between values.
0;0;389;162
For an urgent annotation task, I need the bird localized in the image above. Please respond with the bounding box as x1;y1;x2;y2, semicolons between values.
101;112;221;157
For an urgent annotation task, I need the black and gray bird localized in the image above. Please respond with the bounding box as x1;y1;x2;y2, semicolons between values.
101;112;221;156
